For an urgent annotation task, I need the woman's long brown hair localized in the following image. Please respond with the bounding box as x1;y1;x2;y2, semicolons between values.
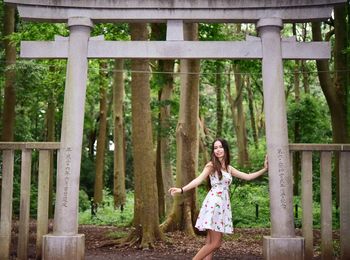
207;138;231;189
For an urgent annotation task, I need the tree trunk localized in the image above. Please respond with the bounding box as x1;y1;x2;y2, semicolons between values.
46;94;56;218
301;61;310;94
161;23;200;237
216;62;223;137
159;59;175;217
293;58;301;196
151;23;175;218
126;23;162;248
1;4;16;141
113;59;126;210
301;24;310;94
312;20;349;208
246;76;258;149
198;116;210;165
232;65;249;167
93;61;108;205
334;6;349;137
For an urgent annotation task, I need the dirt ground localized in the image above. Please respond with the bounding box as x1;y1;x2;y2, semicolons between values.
10;221;339;259
83;226;266;260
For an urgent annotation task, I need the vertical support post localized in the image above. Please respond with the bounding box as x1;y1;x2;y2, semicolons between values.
340;152;350;260
166;20;184;41
43;16;92;260
320;151;332;260
18;149;32;260
36;150;51;259
0;150;14;260
301;151;313;260
258;17;304;260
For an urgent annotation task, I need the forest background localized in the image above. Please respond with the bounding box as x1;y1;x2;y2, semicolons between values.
0;0;349;249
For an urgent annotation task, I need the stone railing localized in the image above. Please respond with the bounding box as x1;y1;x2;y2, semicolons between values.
289;144;350;260
0;142;60;260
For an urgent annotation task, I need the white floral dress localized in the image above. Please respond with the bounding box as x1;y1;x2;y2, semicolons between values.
195;170;233;234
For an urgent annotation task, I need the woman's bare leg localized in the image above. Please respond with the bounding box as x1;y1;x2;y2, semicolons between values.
193;230;222;260
203;232;213;260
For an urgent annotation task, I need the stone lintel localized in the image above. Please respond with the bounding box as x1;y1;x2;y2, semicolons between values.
263;236;305;260
13;5;337;23
42;234;85;260
5;0;346;9
21;40;330;60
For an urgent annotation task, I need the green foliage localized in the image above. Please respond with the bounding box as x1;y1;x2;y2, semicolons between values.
79;190;133;227
230;183;270;227
79;189;91;212
287;94;332;143
293;195;340;229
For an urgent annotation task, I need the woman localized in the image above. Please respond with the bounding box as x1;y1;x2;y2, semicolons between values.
169;138;268;260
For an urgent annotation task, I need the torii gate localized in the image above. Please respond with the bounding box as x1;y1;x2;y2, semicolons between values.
3;0;345;259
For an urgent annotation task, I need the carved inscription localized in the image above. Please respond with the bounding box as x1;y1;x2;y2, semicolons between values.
62;147;72;207
277;148;287;209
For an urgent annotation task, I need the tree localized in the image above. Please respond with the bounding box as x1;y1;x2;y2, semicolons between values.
93;61;109;206
1;3;16;141
215;62;224;137
151;23;175;218
112;59;126;210
292;24;301;196
312;12;349;206
227;63;250;168
245;76;258;148
124;23;162;248
161;23;200;236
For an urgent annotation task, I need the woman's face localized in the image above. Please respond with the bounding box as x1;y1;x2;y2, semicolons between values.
213;140;225;160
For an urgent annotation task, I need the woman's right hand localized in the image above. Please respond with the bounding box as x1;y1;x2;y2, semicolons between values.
168;187;181;196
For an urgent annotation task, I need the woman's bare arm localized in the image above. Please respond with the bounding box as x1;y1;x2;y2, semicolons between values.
230;156;268;181
168;163;213;196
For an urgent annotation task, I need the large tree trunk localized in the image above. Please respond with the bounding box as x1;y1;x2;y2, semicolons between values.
312;19;349;208
93;61;108;205
113;59;126;210
125;23;162;248
151;23;175;218
334;5;349;136
1;4;16;141
159;59;175;217
161;23;200;237
231;65;249;168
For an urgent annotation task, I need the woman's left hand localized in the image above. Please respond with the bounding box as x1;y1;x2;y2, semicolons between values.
168;187;181;196
264;154;268;171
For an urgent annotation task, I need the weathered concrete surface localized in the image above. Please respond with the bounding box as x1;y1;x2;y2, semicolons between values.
53;17;92;236
3;0;346;8
263;236;304;260
258;17;304;260
42;234;85;260
41;16;92;260
4;0;345;23
258;17;295;238
20;39;331;60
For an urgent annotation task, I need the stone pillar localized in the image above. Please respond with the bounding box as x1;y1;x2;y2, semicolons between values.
257;17;304;260
42;17;92;260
